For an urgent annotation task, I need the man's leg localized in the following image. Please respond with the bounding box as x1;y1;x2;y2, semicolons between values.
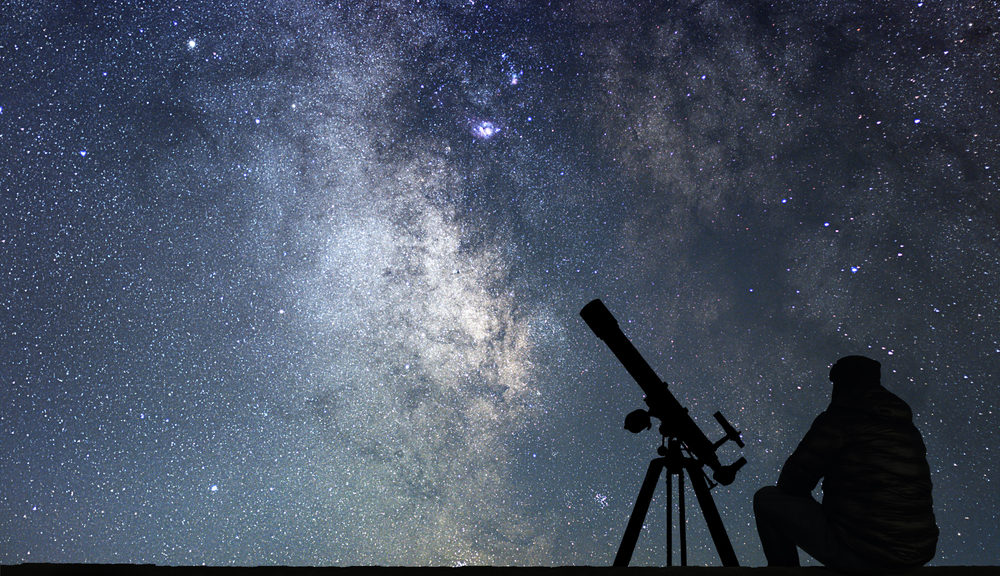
753;486;873;573
754;486;810;566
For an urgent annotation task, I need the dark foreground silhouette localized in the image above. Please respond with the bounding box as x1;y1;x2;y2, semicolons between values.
755;355;939;574
5;564;1000;576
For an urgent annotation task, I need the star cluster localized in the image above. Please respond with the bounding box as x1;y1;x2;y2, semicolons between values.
1;0;997;567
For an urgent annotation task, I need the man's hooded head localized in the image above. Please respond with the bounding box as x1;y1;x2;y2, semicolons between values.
829;355;882;387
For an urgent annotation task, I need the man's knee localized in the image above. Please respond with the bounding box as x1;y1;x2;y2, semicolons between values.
754;485;783;516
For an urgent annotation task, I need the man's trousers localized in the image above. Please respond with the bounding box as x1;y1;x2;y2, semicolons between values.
753;486;877;574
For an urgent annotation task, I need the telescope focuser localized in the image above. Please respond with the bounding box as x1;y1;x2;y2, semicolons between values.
709;411;747;486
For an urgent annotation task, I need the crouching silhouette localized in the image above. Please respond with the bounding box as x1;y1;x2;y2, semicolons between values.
754;355;938;573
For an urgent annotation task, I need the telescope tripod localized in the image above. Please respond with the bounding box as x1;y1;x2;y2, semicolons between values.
614;437;739;567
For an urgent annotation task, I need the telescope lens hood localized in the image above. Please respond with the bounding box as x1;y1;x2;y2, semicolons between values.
580;299;618;340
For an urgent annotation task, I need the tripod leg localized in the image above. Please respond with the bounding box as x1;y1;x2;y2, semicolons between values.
666;468;672;567
614;457;666;567
679;467;687;566
686;464;740;567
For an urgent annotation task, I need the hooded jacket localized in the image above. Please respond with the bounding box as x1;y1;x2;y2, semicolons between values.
778;381;939;569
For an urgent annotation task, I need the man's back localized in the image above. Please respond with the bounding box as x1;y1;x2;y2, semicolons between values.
779;381;939;568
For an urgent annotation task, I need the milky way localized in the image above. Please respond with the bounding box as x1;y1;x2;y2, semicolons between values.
1;0;997;567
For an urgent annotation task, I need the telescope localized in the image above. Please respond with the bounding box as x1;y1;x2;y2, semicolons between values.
580;299;747;567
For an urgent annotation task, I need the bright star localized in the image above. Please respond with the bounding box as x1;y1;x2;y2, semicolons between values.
187;39;197;50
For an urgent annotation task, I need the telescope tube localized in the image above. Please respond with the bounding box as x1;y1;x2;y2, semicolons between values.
581;299;737;483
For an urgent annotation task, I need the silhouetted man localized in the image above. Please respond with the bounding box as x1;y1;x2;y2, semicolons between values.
754;355;938;574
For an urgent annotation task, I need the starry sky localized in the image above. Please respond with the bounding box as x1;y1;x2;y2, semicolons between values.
1;0;997;568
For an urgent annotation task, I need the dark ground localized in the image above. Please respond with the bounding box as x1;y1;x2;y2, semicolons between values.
3;565;998;576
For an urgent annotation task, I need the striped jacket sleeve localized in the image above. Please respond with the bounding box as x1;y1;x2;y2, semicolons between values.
777;411;845;496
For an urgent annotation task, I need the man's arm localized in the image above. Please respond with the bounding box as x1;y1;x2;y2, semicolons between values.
777;411;846;496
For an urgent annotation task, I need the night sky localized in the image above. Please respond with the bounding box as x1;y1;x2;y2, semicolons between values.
1;0;997;567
